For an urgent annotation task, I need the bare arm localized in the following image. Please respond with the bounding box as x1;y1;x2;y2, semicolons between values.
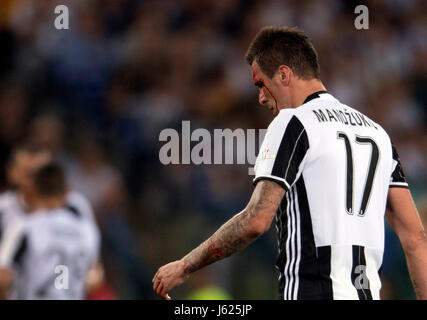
385;187;427;300
0;268;13;300
152;180;285;299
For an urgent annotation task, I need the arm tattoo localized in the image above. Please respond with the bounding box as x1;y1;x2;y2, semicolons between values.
182;181;285;274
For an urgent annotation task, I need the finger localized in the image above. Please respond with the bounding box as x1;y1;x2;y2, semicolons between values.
159;283;168;298
160;290;171;301
154;278;161;293
152;275;157;289
158;284;171;301
152;270;159;283
157;283;165;298
153;279;157;291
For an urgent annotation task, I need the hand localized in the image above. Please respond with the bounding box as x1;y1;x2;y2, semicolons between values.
152;260;190;300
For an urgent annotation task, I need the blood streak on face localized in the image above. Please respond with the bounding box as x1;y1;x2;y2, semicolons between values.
251;66;279;114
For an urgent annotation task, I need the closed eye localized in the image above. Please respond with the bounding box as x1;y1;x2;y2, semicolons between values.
254;81;264;88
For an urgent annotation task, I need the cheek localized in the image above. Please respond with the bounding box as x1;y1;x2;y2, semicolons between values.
261;86;274;100
258;88;267;103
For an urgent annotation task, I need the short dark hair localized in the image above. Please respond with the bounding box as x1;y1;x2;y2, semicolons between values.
33;162;67;198
245;26;320;79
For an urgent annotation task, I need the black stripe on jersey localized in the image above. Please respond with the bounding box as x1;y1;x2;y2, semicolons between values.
13;235;28;267
276;177;333;300
296;177;333;299
272;116;309;188
303;91;328;104
316;246;333;299
276;189;288;299
66;205;82;218
351;245;373;300
390;144;407;185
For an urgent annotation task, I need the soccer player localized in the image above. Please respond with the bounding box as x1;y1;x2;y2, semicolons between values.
0;163;99;299
0;143;103;299
0;143;98;230
153;26;427;300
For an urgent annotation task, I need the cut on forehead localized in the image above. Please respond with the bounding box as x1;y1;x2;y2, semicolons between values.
251;61;267;82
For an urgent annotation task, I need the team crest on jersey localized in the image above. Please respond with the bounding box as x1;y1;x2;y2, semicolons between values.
261;148;276;160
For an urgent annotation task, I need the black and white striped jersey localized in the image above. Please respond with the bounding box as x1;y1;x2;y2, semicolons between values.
0;207;99;300
0;191;100;299
253;91;408;300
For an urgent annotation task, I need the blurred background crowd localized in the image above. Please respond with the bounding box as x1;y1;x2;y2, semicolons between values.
0;0;425;299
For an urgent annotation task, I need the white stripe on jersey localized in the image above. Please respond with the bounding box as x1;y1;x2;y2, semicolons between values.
288;189;296;299
364;247;382;300
283;191;292;299
293;187;302;300
330;245;358;300
0;217;25;266
389;182;409;187
283;186;302;300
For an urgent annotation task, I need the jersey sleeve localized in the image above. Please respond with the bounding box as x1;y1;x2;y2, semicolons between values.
389;144;408;188
0;211;3;243
0;217;26;267
253;114;310;191
67;191;97;223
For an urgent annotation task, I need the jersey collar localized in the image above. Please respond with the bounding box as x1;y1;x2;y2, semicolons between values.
303;90;329;104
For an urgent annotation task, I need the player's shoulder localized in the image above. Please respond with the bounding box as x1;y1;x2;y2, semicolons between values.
341;103;391;141
66;190;95;219
268;92;336;131
66;190;90;207
0;190;18;209
268;108;301;132
299;93;390;134
294;92;341;123
31;208;79;227
66;190;99;238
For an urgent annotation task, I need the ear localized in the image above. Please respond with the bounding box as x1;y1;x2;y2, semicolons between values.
278;65;291;86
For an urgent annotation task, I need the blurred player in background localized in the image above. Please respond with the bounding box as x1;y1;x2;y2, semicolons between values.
0;143;97;228
0;143;113;299
0;162;99;299
153;26;427;300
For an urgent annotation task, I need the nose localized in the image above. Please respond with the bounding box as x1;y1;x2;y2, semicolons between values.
258;88;268;106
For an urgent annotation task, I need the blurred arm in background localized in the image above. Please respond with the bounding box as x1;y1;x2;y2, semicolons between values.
0;268;13;299
386;187;427;300
152;180;285;299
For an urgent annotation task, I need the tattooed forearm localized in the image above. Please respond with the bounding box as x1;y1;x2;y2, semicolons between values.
182;213;258;273
412;280;421;300
182;180;285;274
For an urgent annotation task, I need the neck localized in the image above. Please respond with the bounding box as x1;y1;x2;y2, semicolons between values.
20;190;37;212
289;78;326;109
32;196;65;212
